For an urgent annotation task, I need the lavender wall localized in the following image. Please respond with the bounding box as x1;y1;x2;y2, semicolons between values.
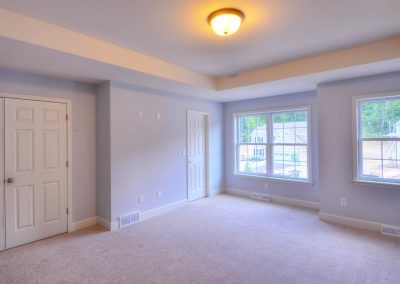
109;82;224;222
3;68;398;229
96;82;111;221
318;72;400;226
224;91;319;203
0;69;97;222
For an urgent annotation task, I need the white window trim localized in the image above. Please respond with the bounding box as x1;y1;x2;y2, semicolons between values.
233;105;312;184
352;91;400;187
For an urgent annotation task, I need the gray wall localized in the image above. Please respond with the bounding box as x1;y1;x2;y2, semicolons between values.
0;69;97;222
109;82;224;222
96;82;111;221
318;72;400;226
224;91;319;203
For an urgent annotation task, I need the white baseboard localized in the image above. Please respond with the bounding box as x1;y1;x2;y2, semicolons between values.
96;217;119;231
96;217;110;230
271;195;319;210
96;200;188;231
225;187;320;210
208;188;224;197
140;199;188;222
319;212;382;232
224;187;251;198
69;217;97;232
110;220;119;231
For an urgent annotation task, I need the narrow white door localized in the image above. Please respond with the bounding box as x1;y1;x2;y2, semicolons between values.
187;111;206;201
5;98;68;249
0;99;4;250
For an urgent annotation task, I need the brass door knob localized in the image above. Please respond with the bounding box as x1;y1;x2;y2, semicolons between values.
7;178;14;184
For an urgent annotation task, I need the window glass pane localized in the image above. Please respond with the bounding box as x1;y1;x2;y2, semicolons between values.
273;127;283;143
383;99;400;138
361;101;383;138
362;141;382;160
271;110;309;179
283;128;296;143
272;145;284;175
295;127;307;144
295;111;307;143
238;145;250;173
255;145;267;174
239;114;267;143
273;110;308;144
255;114;267;143
382;141;400;180
383;160;400;180
360;98;400;138
295;111;307;126
295;146;308;163
382;141;399;160
283;145;295;162
295;161;308;179
238;116;249;143
361;159;382;178
239;144;264;174
283;146;297;177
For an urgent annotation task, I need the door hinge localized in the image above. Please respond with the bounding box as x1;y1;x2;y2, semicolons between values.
66;208;69;215
66;114;68;121
66;161;69;168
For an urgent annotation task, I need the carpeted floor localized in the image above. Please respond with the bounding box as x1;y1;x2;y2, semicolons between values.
0;194;399;284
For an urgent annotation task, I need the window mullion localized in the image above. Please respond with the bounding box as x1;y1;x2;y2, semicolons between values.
267;112;273;176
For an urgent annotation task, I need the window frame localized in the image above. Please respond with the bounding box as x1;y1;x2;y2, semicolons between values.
353;92;400;186
233;105;312;183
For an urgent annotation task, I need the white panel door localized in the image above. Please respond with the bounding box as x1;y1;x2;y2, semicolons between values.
187;111;206;201
0;98;4;250
5;98;68;249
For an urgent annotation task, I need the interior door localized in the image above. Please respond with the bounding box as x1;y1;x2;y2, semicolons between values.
5;98;68;249
0;98;4;250
187;111;206;201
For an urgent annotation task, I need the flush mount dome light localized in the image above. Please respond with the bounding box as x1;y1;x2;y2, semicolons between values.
207;8;245;37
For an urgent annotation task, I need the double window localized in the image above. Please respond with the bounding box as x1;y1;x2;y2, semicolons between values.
355;95;400;184
235;107;311;182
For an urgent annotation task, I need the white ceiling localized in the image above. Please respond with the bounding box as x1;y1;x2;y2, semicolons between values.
1;0;399;77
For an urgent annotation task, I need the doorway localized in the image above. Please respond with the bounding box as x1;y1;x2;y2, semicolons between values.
0;95;70;250
187;110;209;201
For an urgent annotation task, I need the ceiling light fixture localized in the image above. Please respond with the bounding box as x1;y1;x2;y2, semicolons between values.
207;8;245;37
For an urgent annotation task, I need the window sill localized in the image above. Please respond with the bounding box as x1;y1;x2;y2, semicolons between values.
233;173;313;185
352;179;400;189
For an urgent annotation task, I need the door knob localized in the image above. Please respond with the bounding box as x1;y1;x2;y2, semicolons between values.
7;178;14;184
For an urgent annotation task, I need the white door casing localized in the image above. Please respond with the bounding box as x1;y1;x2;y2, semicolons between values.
187;111;207;201
0;99;4;250
4;98;68;249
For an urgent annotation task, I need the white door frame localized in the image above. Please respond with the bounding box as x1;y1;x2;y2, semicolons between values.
186;110;210;200
0;92;73;251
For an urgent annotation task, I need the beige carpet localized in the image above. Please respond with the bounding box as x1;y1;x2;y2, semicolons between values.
0;195;399;284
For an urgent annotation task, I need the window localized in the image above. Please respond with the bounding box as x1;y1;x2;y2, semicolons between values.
235;107;311;182
237;113;268;175
355;95;400;184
